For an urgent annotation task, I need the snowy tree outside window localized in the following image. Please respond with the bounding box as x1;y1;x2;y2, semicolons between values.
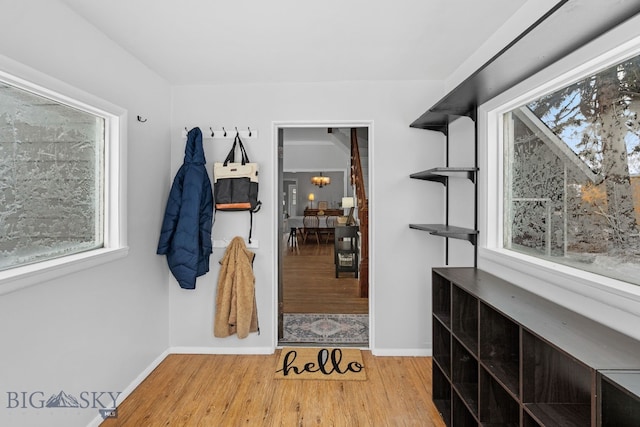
504;53;640;285
0;80;104;271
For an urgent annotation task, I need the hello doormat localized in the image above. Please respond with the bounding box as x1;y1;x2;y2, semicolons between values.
274;347;367;381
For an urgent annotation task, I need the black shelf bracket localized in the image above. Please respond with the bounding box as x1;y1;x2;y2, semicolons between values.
410;167;478;185
409;224;478;245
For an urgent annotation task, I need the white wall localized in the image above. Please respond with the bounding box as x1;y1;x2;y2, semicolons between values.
284;144;349;171
0;1;171;426
170;80;446;354
445;0;561;92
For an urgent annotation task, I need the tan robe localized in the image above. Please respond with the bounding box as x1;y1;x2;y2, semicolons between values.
213;236;258;338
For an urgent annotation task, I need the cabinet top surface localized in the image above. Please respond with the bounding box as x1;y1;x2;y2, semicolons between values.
600;370;640;395
433;267;640;369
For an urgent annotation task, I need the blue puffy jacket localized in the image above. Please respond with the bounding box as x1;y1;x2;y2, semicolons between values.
157;127;213;289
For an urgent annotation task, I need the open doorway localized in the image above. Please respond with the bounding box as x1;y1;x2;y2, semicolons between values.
276;123;371;347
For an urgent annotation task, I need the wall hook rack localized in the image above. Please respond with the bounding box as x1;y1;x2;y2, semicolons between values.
182;126;258;140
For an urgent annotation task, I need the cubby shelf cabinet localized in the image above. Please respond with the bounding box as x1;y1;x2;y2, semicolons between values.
431;267;640;426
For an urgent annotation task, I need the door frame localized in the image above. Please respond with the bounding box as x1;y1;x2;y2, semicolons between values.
272;120;374;349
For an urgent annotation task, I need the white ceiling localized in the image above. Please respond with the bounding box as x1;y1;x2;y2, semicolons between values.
59;0;527;85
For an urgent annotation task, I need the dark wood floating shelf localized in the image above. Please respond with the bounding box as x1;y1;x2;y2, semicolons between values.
410;0;640;133
409;224;478;245
410;167;478;184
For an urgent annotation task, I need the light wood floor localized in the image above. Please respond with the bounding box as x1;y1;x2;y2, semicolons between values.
100;352;445;427
283;236;368;314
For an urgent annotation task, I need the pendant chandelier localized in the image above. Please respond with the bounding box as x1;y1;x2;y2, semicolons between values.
311;172;330;188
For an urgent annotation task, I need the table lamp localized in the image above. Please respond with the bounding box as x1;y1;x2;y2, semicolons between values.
342;197;355;225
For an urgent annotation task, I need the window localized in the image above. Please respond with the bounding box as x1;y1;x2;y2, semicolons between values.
502;50;640;286
0;63;126;290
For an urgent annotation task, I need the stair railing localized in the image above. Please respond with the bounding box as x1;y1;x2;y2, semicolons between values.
350;128;368;298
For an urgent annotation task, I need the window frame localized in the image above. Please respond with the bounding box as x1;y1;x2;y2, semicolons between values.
479;25;640;309
0;56;128;295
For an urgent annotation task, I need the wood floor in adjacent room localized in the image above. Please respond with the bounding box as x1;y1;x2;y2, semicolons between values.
100;352;445;426
282;237;368;314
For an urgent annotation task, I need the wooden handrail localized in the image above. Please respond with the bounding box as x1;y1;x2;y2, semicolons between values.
350;128;369;298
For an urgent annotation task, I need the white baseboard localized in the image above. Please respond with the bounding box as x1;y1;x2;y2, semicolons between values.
169;346;275;355
371;348;432;357
86;349;170;427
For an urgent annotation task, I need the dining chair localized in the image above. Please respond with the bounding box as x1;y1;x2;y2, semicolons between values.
324;216;337;244
302;215;320;244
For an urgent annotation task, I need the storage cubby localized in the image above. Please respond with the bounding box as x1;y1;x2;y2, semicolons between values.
480;302;519;397
480;367;519;426
599;370;640;426
522;330;592;427
432;271;451;327
452;392;477;426
432;362;452;426
523;412;541;427
451;286;478;355
430;267;640;427
452;337;478;417
433;317;451;379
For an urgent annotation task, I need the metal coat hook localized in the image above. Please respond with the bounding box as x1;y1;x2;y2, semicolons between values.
209;127;215;137
222;127;227;137
137;115;147;123
235;126;239;137
248;127;252;137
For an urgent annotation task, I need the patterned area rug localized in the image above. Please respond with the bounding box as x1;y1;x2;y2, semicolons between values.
282;313;369;344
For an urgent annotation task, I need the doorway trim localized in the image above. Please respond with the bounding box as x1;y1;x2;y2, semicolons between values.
272;120;374;350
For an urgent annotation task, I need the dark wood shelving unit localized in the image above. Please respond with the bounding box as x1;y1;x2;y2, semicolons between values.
409;122;479;264
432;267;640;426
409;92;480;265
